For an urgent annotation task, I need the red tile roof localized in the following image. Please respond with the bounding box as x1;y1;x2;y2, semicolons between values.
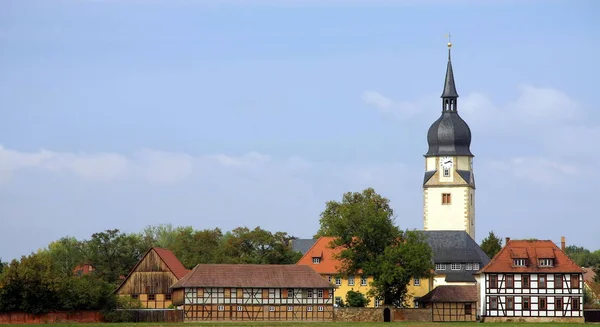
296;237;342;274
153;247;189;279
171;264;334;289
419;285;477;303
479;239;583;274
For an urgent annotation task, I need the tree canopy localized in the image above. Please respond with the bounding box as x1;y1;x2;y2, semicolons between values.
565;245;600;268
480;231;503;259
316;187;433;307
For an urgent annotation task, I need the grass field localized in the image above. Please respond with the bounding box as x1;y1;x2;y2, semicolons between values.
13;322;588;327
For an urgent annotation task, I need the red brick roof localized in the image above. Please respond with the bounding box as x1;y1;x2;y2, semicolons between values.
171;264;333;289
419;285;477;303
296;237;343;274
153;247;189;279
479;240;583;274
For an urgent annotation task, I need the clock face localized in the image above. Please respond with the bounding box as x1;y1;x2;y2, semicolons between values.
440;156;453;169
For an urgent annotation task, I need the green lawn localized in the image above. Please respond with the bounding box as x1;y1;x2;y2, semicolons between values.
14;322;587;327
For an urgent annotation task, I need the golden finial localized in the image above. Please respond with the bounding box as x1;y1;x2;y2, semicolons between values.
446;33;452;48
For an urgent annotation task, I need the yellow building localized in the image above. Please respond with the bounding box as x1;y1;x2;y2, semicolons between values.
296;237;431;308
114;247;189;308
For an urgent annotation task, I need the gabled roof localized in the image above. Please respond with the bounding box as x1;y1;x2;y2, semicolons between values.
296;237;342;274
290;238;318;255
171;264;334;289
422;231;490;265
479;240;583;274
114;247;189;293
419;285;477;303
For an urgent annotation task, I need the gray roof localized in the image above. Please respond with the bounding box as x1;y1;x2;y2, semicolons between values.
425;48;473;158
445;271;477;283
422;230;490;265
290;238;317;255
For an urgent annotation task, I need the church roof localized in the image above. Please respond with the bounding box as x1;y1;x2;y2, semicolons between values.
422;230;490;265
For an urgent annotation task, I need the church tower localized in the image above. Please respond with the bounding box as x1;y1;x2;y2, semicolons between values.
423;40;476;239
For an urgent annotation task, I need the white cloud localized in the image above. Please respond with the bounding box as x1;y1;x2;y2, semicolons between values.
361;90;421;120
488;157;578;185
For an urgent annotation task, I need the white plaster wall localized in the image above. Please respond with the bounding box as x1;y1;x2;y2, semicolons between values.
426;157;437;171
424;187;468;232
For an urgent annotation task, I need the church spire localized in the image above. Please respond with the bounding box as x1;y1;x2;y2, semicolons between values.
441;34;458;112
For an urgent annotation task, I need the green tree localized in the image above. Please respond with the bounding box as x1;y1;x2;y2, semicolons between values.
345;290;368;307
171;227;224;268
221;227;301;264
316;188;433;307
47;237;85;277
565;245;600;267
84;229;147;284
480;231;503;259
139;223;184;250
0;259;5;274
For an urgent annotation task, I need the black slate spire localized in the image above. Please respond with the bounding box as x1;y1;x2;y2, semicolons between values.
441;46;459;99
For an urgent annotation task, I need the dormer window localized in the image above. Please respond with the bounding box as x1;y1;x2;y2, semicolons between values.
312;257;321;264
513;259;527;267
539;258;554;267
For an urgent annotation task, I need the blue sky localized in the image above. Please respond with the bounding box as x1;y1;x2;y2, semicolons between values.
1;0;599;261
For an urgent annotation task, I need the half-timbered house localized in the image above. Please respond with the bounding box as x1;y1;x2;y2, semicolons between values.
419;285;477;322
477;239;584;323
115;247;189;309
170;264;335;321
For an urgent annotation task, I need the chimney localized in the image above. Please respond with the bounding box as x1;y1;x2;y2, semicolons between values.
505;237;510;245
561;236;566;251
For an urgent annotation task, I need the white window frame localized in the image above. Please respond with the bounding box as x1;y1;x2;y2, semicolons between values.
312;257;321;264
361;276;368;286
466;263;473;270
414;278;420;286
335;277;341;286
318;306;324;312
237;306;243;312
348;276;355;286
443;167;450;177
513;259;526;267
436;263;447;270
218;305;224;311
451;263;461;270
287;288;294;298
539;258;554;267
473;262;480;270
269;306;275;312
317;289;323;298
307;289;313;298
287;306;293;312
307;306;313;312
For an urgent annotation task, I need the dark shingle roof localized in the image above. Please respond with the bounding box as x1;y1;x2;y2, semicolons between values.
445;271;477;283
290;238;317;255
419;285;477;303
171;264;333;289
422;231;490;265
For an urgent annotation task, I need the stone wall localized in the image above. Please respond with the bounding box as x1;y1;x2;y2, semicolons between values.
483;316;585;324
333;307;431;322
0;311;103;324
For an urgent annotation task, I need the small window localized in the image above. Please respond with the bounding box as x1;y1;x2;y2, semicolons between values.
360;276;368;286
572;297;580;311
490;296;498;310
287;289;294;298
506;274;514;288
555;297;563;311
435;263;447;270
451;263;461;270
131;294;139;299
414;300;419;308
287;306;293;312
506;296;514;310
414;278;420;286
513;259;526;267
335;277;341;286
490;274;498;288
318;289;323;298
571;275;580;289
318;306;324;312
375;299;381;308
148;294;156;301
307;289;313;298
555;274;563;289
539;274;547;289
442;193;452;205
313;257;321;264
539;258;553;267
539;297;547;310
307;306;313;312
328;275;332;282
523;297;530;310
443;167;450;177
335;297;342;305
348;276;355;286
218;305;224;311
165;294;172;301
231;288;237;298
473;263;480;270
269;306;275;312
465;303;472;315
466;263;473;271
522;275;530;289
237;306;243;312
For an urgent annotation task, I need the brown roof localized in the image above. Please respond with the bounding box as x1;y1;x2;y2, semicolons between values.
419;285;477;303
153;247;190;279
479;240;583;274
171;264;334;289
583;267;597;284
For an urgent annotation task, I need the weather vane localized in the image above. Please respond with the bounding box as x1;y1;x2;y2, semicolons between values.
446;33;452;48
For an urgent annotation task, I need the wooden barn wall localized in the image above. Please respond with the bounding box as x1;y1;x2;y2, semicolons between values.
431;302;476;322
117;250;178;295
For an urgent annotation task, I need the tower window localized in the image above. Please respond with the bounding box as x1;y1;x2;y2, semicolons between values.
443;168;450;177
442;193;451;205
